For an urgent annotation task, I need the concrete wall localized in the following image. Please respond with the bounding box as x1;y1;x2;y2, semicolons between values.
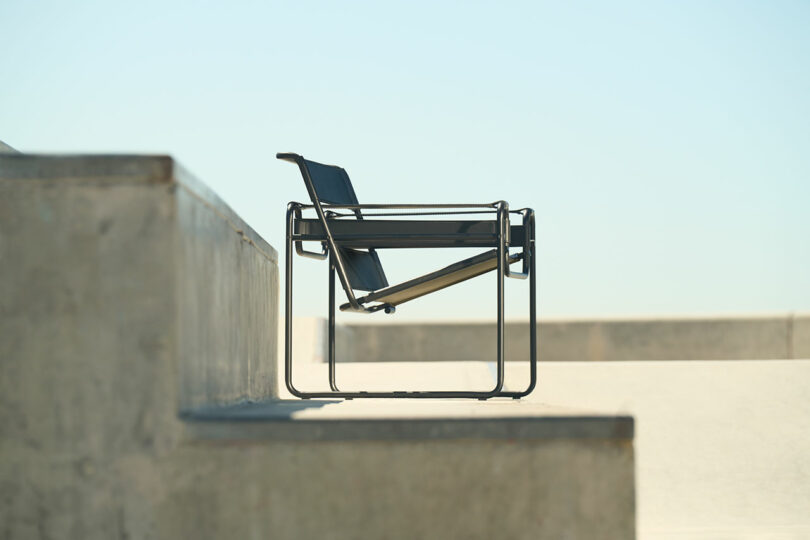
323;315;810;362
3;405;634;540
173;163;279;409
794;315;810;359
0;154;280;414
158;436;634;540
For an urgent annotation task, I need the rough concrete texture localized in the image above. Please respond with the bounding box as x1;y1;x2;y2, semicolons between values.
179;401;634;539
168;438;632;540
174;165;279;409
0;140;18;153
329;315;810;362
1;435;633;540
0;154;280;414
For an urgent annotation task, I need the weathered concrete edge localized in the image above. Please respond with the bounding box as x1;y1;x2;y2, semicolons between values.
0;154;277;263
0;153;174;182
182;414;634;442
0;140;18;153
1;153;280;410
173;161;277;263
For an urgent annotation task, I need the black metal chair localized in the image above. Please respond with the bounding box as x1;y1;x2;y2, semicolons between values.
279;152;536;399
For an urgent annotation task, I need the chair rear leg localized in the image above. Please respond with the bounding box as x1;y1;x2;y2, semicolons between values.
497;209;537;399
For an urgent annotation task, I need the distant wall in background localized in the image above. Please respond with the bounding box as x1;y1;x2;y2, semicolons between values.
288;315;810;362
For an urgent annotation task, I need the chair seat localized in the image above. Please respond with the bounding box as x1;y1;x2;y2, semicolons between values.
342;249;522;309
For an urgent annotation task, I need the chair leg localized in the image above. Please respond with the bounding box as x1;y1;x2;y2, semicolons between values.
498;237;505;393
499;245;537;398
496;210;537;399
285;211;307;399
328;257;339;392
526;235;538;394
522;244;538;396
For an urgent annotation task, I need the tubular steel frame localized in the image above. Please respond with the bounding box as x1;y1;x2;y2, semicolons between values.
282;156;536;400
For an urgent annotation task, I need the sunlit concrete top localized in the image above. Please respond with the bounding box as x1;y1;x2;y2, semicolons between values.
0;153;277;262
184;359;633;441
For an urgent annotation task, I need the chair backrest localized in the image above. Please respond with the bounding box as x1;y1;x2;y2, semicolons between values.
301;160;360;210
282;153;388;292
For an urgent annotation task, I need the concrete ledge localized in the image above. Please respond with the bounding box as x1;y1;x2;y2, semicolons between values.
0;154;280;413
162;434;635;539
183;400;634;441
179;400;635;538
320;315;810;362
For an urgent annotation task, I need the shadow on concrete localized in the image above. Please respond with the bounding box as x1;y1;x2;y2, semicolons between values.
179;399;341;421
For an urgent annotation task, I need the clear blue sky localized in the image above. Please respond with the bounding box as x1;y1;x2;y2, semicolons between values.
2;0;808;320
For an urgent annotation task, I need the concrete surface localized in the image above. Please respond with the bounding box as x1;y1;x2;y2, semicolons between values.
156;434;633;540
793;315;810;358
181;401;635;539
317;315;810;362
3;392;635;540
0;140;18;153
0;154;280;413
290;359;810;539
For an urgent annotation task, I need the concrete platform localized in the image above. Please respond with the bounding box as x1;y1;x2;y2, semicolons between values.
179;399;635;538
291;359;810;538
0;154;280;411
179;394;634;538
184;398;633;441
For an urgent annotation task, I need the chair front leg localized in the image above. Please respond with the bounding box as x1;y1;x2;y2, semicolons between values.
285;204;306;398
328;256;339;392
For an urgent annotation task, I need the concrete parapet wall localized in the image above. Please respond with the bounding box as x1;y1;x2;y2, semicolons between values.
174;164;279;409
3;405;634;539
0;155;280;414
325;315;810;362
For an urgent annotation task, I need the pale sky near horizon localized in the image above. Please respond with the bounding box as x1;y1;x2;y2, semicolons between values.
2;0;808;320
